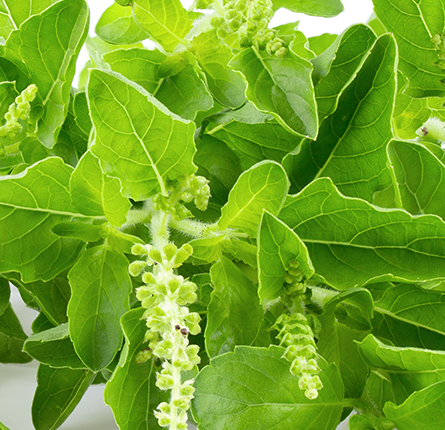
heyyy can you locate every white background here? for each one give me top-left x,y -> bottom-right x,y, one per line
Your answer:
1,0 -> 374,429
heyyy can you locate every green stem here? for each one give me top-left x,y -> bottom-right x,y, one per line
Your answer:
150,210 -> 171,250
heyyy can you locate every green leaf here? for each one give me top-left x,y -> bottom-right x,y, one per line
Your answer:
32,365 -> 95,430
348,415 -> 376,430
272,0 -> 344,17
192,345 -> 344,430
313,24 -> 376,121
279,177 -> 445,289
373,0 -> 445,98
23,323 -> 86,369
257,210 -> 314,302
104,307 -> 166,430
96,3 -> 149,45
358,334 -> 445,403
188,236 -> 224,265
206,103 -> 300,169
0,276 -> 10,315
384,380 -> 445,430
389,140 -> 445,218
308,34 -> 337,56
283,34 -> 396,203
20,274 -> 71,325
70,151 -> 131,226
0,158 -> 85,282
0,81 -> 18,120
361,370 -> 396,418
103,47 -> 166,93
230,46 -> 318,138
318,315 -> 369,399
0,303 -> 32,363
372,283 -> 445,338
0,0 -> 59,29
87,69 -> 197,201
218,161 -> 289,238
67,245 -> 132,371
52,221 -> 105,243
4,0 -> 89,147
155,63 -> 214,121
192,30 -> 247,108
132,0 -> 191,52
195,134 -> 243,206
206,256 -> 263,358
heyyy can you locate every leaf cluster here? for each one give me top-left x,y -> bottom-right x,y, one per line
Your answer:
1,0 -> 445,429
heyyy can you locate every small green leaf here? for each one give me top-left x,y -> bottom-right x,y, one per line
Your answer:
20,275 -> 71,325
52,221 -> 105,243
132,0 -> 191,52
87,69 -> 197,201
389,140 -> 445,218
32,364 -> 95,430
272,0 -> 344,17
4,0 -> 89,147
384,380 -> 445,430
358,334 -> 445,404
67,245 -> 132,371
230,47 -> 318,138
104,307 -> 166,430
348,415 -> 376,429
206,104 -> 300,169
192,30 -> 247,108
206,257 -> 263,358
70,151 -> 131,226
0,303 -> 32,363
258,210 -> 314,302
192,345 -> 344,430
23,323 -> 86,369
96,3 -> 149,45
373,0 -> 445,97
361,370 -> 396,418
280,177 -> 445,289
103,47 -> 166,93
218,161 -> 289,238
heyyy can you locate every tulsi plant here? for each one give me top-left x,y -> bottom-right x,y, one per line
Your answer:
2,0 -> 445,429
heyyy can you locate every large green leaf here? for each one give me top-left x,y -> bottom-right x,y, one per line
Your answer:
67,245 -> 132,371
361,370 -> 396,418
4,0 -> 89,147
32,364 -> 95,430
218,161 -> 289,238
205,103 -> 300,169
358,334 -> 445,403
372,283 -> 445,337
132,0 -> 191,52
206,256 -> 263,358
230,47 -> 318,138
23,323 -> 86,369
279,178 -> 445,289
283,34 -> 396,202
104,307 -> 166,430
313,24 -> 376,121
272,0 -> 344,17
257,210 -> 314,303
389,140 -> 445,218
87,69 -> 196,201
96,3 -> 149,45
192,345 -> 344,430
192,30 -> 246,108
384,380 -> 445,430
70,151 -> 130,226
0,303 -> 32,363
0,158 -> 86,282
0,277 -> 10,315
373,0 -> 445,98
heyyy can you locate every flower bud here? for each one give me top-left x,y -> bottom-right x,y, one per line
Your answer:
135,348 -> 152,364
163,243 -> 178,261
172,398 -> 189,410
142,271 -> 156,284
131,243 -> 147,255
156,373 -> 175,390
128,260 -> 147,277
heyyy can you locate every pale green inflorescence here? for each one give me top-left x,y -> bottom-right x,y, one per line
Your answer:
209,0 -> 288,57
274,312 -> 323,400
0,84 -> 38,139
129,173 -> 211,430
